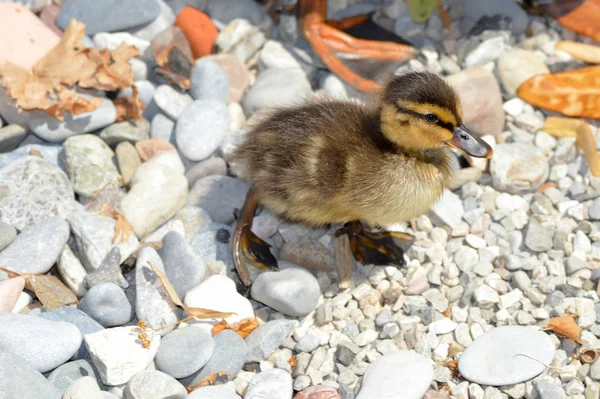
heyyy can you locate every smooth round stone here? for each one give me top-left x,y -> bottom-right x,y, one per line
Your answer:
245,319 -> 298,362
0,216 -> 69,274
56,0 -> 161,35
190,223 -> 234,270
0,157 -> 75,230
78,282 -> 133,327
251,263 -> 321,317
0,313 -> 82,373
458,325 -> 556,386
0,351 -> 61,399
185,157 -> 228,187
153,85 -> 193,120
0,124 -> 27,152
58,244 -> 88,297
155,326 -> 215,378
173,205 -> 212,239
242,68 -> 311,115
187,175 -> 250,224
0,143 -> 61,169
245,369 -> 292,399
28,96 -> 116,142
180,329 -> 248,386
158,231 -> 206,299
116,141 -> 142,186
0,276 -> 25,312
207,0 -> 269,28
190,60 -> 230,102
356,350 -> 433,399
0,221 -> 16,252
63,376 -> 104,399
151,113 -> 175,143
175,99 -> 230,162
48,359 -> 105,394
99,119 -> 151,146
39,306 -> 104,359
490,143 -> 549,195
124,370 -> 187,399
497,49 -> 550,96
127,0 -> 175,41
295,333 -> 321,353
186,385 -> 241,399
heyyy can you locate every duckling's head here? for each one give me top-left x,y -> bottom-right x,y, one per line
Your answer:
379,71 -> 492,159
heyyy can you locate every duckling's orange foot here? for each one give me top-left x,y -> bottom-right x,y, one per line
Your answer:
335,221 -> 415,267
232,187 -> 279,286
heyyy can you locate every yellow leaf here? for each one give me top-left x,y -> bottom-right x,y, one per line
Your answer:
211,318 -> 259,339
544,315 -> 586,344
0,268 -> 78,310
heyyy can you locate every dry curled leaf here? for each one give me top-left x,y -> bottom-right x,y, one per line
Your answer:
0,19 -> 139,121
151,26 -> 193,90
185,371 -> 232,393
555,41 -> 600,64
0,267 -> 78,310
211,318 -> 259,339
113,84 -> 145,122
147,261 -> 235,320
517,66 -> 600,120
542,116 -> 600,176
543,315 -> 587,344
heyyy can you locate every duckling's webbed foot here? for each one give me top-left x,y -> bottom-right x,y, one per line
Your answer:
233,187 -> 279,286
335,221 -> 415,267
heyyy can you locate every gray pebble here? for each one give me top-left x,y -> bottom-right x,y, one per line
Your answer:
590,197 -> 600,220
190,223 -> 235,270
0,313 -> 82,373
98,119 -> 151,146
534,379 -> 566,399
190,60 -> 230,102
375,309 -> 394,328
84,246 -> 129,289
185,157 -> 228,188
242,68 -> 311,116
124,370 -> 187,399
245,319 -> 298,362
78,282 -> 133,327
0,124 -> 27,152
0,351 -> 61,399
158,231 -> 206,298
186,385 -> 241,399
525,218 -> 554,252
0,221 -> 17,251
155,326 -> 215,379
153,85 -> 193,120
48,359 -> 105,394
151,113 -> 175,143
63,376 -> 104,399
187,175 -> 250,224
245,368 -> 293,399
295,333 -> 321,353
0,216 -> 69,274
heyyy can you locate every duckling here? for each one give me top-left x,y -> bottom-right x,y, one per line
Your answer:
231,70 -> 493,286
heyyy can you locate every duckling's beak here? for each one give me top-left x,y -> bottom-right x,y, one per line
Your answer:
447,125 -> 493,159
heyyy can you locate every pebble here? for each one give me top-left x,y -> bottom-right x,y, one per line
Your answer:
78,282 -> 133,327
0,124 -> 27,152
251,262 -> 321,317
498,49 -> 550,96
280,240 -> 334,274
242,68 -> 312,116
116,141 -> 142,186
458,326 -> 555,385
490,143 -> 549,194
58,244 -> 88,297
186,385 -> 242,399
0,276 -> 25,313
28,96 -> 117,142
63,134 -> 122,197
190,223 -> 234,271
0,221 -> 16,252
429,189 -> 465,229
67,211 -> 139,272
295,385 -> 341,399
83,246 -> 129,289
47,359 -> 105,394
356,350 -> 433,399
203,53 -> 251,103
215,18 -> 267,63
56,0 -> 161,35
0,350 -> 62,399
456,0 -> 528,34
151,113 -> 176,143
446,66 -> 505,138
185,157 -> 228,187
207,0 -> 269,28
429,318 -> 458,335
135,137 -> 177,161
158,231 -> 206,298
245,368 -> 293,399
184,275 -> 254,325
154,85 -> 194,121
187,175 -> 250,224
175,99 -> 231,162
190,60 -> 231,102
63,376 -> 104,399
155,326 -> 215,378
127,0 -> 175,41
245,319 -> 299,362
182,329 -> 248,387
93,32 -> 150,53
175,7 -> 218,59
0,313 -> 82,373
99,119 -> 150,146
0,216 -> 69,274
84,326 -> 160,386
0,157 -> 75,230
525,217 -> 554,252
124,370 -> 188,399
296,333 -> 322,353
120,151 -> 188,238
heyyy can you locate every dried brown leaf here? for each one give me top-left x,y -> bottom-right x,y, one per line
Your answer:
147,261 -> 235,320
185,372 -> 232,393
0,268 -> 78,310
555,41 -> 600,64
544,315 -> 587,344
114,211 -> 133,244
113,85 -> 145,122
211,317 -> 259,339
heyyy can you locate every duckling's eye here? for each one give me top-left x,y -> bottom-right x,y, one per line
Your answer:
424,113 -> 439,124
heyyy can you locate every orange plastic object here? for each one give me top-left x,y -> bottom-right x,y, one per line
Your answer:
517,66 -> 600,119
175,7 -> 217,59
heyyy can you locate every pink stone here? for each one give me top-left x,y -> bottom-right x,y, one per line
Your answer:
40,4 -> 64,37
0,3 -> 60,71
294,385 -> 341,399
0,277 -> 26,313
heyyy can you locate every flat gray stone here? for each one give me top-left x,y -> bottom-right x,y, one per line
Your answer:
245,319 -> 298,362
187,175 -> 250,224
0,157 -> 75,230
251,263 -> 321,317
242,68 -> 311,115
186,386 -> 241,399
185,157 -> 228,188
48,359 -> 106,394
0,313 -> 82,373
356,350 -> 433,399
0,350 -> 61,399
0,143 -> 61,169
245,369 -> 292,399
153,85 -> 193,120
150,113 -> 175,143
84,246 -> 128,289
458,325 -> 556,386
0,221 -> 17,251
124,370 -> 187,399
190,60 -> 230,102
0,124 -> 27,152
158,231 -> 206,299
99,119 -> 151,146
78,282 -> 133,327
63,376 -> 104,399
0,216 -> 69,274
155,327 -> 215,379
190,223 -> 234,271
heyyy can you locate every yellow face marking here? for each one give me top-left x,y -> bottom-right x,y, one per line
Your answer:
396,100 -> 458,126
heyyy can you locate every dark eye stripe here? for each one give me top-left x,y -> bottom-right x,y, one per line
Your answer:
394,104 -> 455,133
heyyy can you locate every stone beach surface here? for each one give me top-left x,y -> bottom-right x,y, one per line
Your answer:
0,0 -> 600,399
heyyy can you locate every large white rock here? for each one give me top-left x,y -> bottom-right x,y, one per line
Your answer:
458,325 -> 555,386
184,275 -> 254,325
356,350 -> 434,399
120,151 -> 187,239
84,326 -> 161,386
